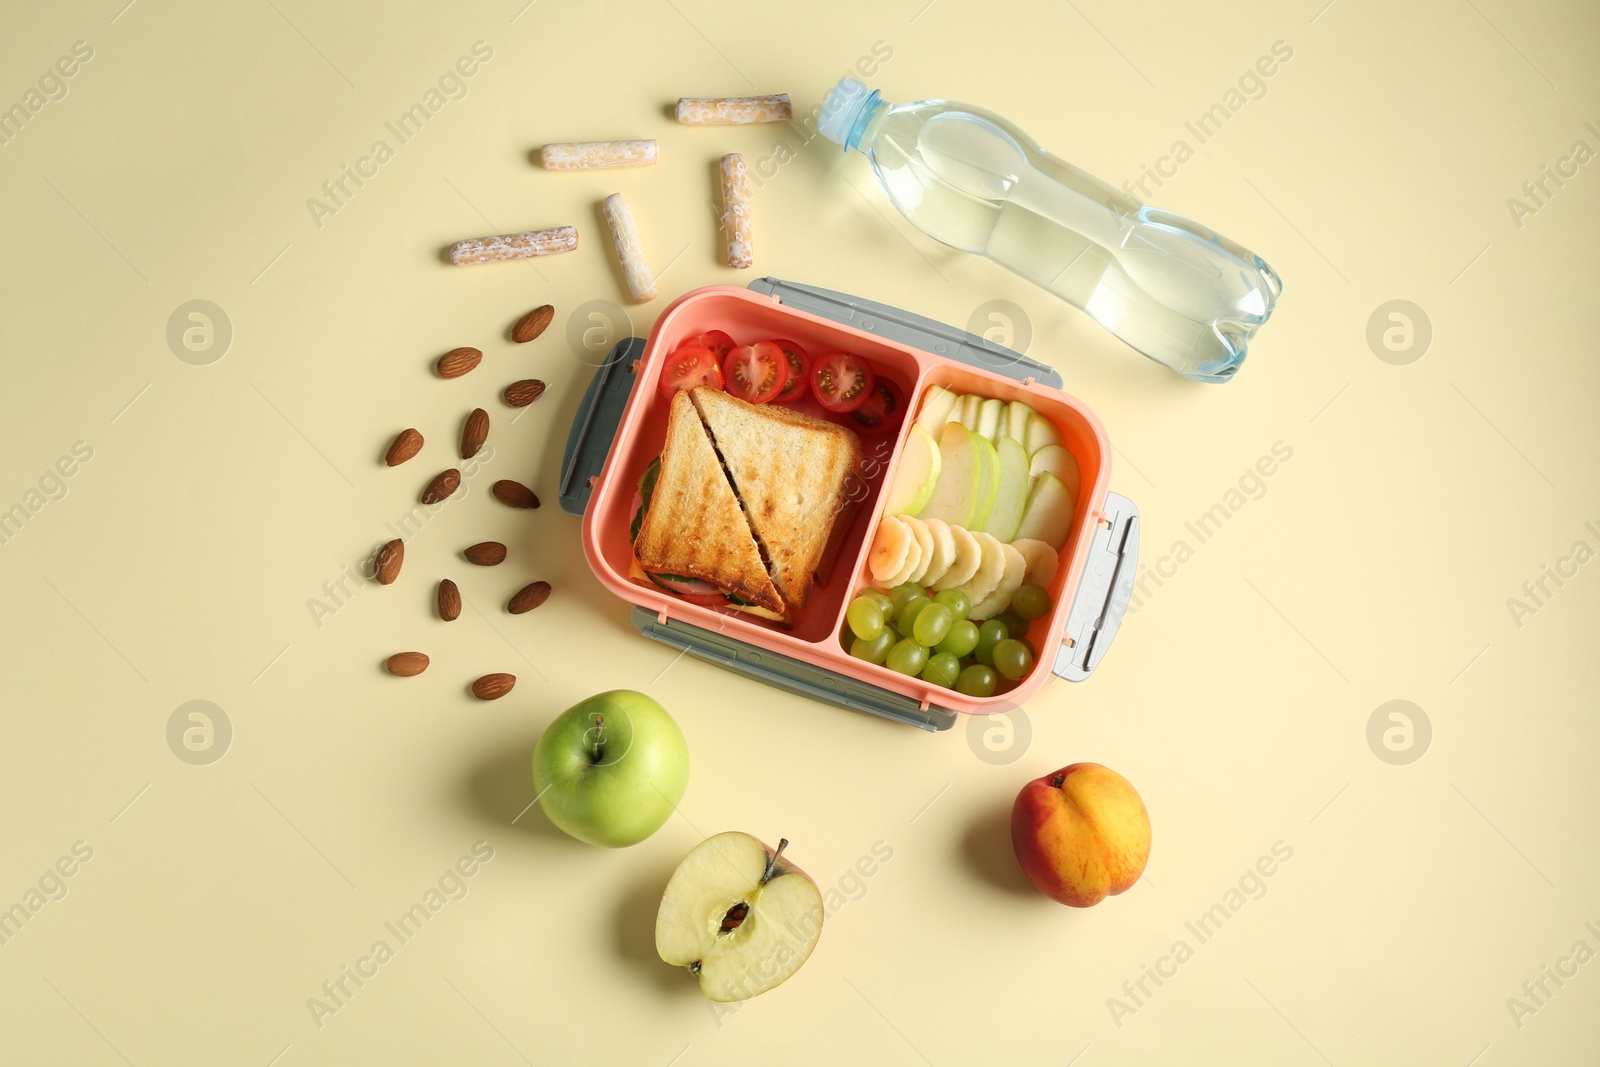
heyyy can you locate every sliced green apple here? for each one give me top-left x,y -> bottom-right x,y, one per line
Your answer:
913,386 -> 959,435
656,832 -> 824,1003
1013,471 -> 1076,551
978,435 -> 1030,543
883,424 -> 941,516
970,431 -> 1000,530
1006,401 -> 1037,445
957,394 -> 982,431
1024,413 -> 1062,455
976,398 -> 1004,442
921,423 -> 982,528
1028,445 -> 1081,503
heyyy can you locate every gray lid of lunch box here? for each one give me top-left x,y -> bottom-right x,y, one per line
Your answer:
559,277 -> 1138,731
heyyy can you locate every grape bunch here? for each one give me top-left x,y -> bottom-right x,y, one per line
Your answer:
841,582 -> 1052,696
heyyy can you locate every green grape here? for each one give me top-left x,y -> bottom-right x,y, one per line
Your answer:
995,610 -> 1030,639
993,638 -> 1036,681
850,630 -> 894,665
885,639 -> 929,676
974,619 -> 1008,666
861,588 -> 895,617
921,652 -> 962,688
846,597 -> 886,640
888,583 -> 928,612
935,619 -> 980,658
1012,583 -> 1049,621
911,603 -> 954,647
955,664 -> 997,697
933,588 -> 970,618
896,596 -> 931,635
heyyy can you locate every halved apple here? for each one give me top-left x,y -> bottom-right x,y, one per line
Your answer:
913,386 -> 959,435
883,424 -> 941,517
1014,472 -> 1076,551
1028,445 -> 1081,503
979,436 -> 1030,544
656,832 -> 824,1003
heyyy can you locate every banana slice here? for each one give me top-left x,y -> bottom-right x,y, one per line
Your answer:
954,531 -> 1007,606
868,517 -> 911,586
919,517 -> 957,589
971,542 -> 1028,620
1012,538 -> 1059,590
886,528 -> 925,587
931,524 -> 983,591
902,516 -> 936,585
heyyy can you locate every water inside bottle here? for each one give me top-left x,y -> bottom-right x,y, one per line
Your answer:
862,103 -> 1281,381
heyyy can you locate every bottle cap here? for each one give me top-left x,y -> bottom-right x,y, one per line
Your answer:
819,77 -> 873,148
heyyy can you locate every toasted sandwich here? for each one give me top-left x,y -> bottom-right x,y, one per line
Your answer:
690,386 -> 863,615
631,387 -> 864,622
633,391 -> 786,617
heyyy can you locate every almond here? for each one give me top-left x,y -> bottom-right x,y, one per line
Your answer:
460,408 -> 489,459
472,673 -> 515,700
421,468 -> 461,504
375,539 -> 404,584
436,347 -> 482,378
385,428 -> 424,466
492,479 -> 540,509
508,581 -> 551,614
502,379 -> 547,407
437,579 -> 461,621
386,651 -> 429,676
512,304 -> 554,343
464,541 -> 507,566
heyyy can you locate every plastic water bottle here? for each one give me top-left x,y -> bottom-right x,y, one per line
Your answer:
818,78 -> 1282,382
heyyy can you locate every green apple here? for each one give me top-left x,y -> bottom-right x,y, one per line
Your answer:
1028,445 -> 1081,503
1013,471 -> 1076,551
978,435 -> 1030,543
970,431 -> 1000,529
921,422 -> 981,527
1024,413 -> 1062,455
1006,400 -> 1037,444
531,690 -> 688,847
656,832 -> 824,1002
957,394 -> 982,431
883,424 -> 941,516
976,398 -> 1004,442
913,386 -> 959,434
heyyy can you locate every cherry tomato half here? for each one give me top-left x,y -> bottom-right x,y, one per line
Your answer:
767,339 -> 811,403
850,378 -> 906,432
684,330 -> 736,364
810,351 -> 876,413
656,343 -> 723,400
724,341 -> 789,404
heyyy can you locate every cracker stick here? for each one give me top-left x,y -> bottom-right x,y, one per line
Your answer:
539,140 -> 658,170
448,226 -> 577,266
720,153 -> 753,270
675,94 -> 792,125
601,193 -> 656,303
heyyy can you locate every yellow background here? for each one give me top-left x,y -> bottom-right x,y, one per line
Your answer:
2,0 -> 1597,1063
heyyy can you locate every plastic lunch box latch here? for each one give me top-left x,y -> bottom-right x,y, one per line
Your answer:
559,278 -> 1139,728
